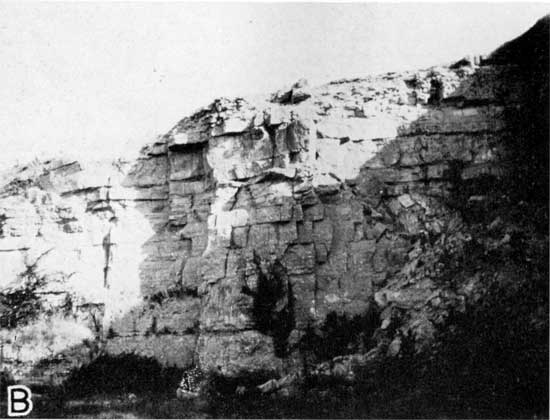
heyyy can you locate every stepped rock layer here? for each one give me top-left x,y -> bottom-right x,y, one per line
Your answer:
0,17 -> 548,385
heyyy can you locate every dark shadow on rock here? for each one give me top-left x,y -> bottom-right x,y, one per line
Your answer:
343,15 -> 549,419
243,253 -> 295,358
295,307 -> 381,373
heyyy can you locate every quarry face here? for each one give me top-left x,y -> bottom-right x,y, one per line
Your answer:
0,15 -> 548,418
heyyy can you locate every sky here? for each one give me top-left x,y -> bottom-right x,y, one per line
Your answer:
0,2 -> 548,167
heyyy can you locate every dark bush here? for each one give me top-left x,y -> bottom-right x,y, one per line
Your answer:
61,353 -> 183,398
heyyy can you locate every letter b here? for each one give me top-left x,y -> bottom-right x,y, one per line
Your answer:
7,385 -> 33,417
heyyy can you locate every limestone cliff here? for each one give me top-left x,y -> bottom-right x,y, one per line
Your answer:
0,17 -> 548,394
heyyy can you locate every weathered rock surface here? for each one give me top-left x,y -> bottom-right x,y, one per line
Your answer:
0,17 -> 547,391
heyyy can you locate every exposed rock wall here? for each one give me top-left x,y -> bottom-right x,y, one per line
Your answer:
0,18 -> 547,385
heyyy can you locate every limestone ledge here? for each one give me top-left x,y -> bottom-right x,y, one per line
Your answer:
0,58 -> 525,381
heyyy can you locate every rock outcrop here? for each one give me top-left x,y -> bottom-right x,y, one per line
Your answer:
0,16 -> 547,393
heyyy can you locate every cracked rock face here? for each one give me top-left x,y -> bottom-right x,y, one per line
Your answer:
0,18 -> 548,385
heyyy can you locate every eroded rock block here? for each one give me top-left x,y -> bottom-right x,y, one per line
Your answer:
199,277 -> 255,332
271,79 -> 311,105
348,240 -> 376,271
123,156 -> 169,188
316,116 -> 398,141
296,220 -> 313,244
289,273 -> 316,327
182,256 -> 203,291
109,304 -> 155,336
282,244 -> 316,275
312,219 -> 333,250
169,151 -> 206,181
200,248 -> 229,284
105,335 -> 196,369
154,297 -> 201,334
251,205 -> 291,224
231,226 -> 249,248
247,224 -> 281,257
278,222 -> 298,245
139,259 -> 182,297
302,204 -> 324,221
169,179 -> 208,197
197,331 -> 282,377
